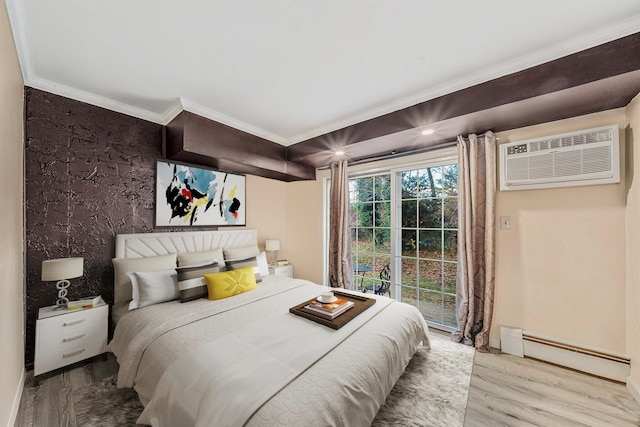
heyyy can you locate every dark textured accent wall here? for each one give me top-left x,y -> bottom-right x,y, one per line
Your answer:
24,87 -> 173,368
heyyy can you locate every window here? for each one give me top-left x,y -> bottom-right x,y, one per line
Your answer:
396,163 -> 458,328
349,174 -> 391,295
326,151 -> 458,330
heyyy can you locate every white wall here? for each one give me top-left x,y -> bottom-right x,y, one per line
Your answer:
231,175 -> 290,256
237,174 -> 326,282
286,178 -> 325,282
625,92 -> 640,397
494,109 -> 628,353
0,1 -> 24,425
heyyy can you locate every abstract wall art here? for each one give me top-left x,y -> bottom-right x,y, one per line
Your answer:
155,161 -> 246,227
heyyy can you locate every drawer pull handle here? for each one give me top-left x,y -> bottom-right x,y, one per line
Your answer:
63,319 -> 85,327
62,348 -> 85,359
63,334 -> 85,343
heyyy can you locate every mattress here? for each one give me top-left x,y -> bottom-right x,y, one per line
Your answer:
108,275 -> 429,426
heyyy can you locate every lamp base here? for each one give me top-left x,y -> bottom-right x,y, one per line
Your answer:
56,279 -> 70,308
268,251 -> 278,267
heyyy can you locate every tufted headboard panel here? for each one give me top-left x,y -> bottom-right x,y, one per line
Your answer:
113,229 -> 257,303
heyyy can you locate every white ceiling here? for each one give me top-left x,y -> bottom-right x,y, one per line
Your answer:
6,0 -> 640,146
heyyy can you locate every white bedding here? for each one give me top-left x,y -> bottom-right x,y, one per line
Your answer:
109,276 -> 430,426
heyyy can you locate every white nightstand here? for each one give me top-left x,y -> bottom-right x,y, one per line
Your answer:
269,264 -> 294,278
34,297 -> 108,377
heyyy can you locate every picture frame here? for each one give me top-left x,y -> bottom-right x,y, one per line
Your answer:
155,160 -> 246,227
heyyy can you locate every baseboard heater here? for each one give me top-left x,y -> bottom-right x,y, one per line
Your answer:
522,331 -> 630,382
501,327 -> 630,383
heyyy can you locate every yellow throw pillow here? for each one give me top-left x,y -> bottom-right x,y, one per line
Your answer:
205,266 -> 257,300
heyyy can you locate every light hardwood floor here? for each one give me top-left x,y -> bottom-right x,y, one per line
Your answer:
465,349 -> 640,426
15,348 -> 640,426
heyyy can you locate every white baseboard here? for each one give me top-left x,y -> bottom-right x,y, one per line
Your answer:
628,376 -> 640,405
523,339 -> 630,382
494,326 -> 631,383
7,368 -> 25,427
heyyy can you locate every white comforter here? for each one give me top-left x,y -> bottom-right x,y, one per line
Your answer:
109,276 -> 429,426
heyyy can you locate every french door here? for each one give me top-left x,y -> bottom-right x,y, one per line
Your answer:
394,163 -> 458,329
344,157 -> 458,329
349,174 -> 392,296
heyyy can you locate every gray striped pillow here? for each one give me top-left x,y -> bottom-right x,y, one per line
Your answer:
225,256 -> 262,283
177,260 -> 222,302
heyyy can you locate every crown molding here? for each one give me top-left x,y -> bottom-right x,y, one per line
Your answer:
5,0 -> 33,82
26,77 -> 166,124
159,98 -> 184,125
7,0 -> 640,147
285,15 -> 640,145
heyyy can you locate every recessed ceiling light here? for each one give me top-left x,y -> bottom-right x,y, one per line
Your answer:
335,150 -> 345,156
421,129 -> 434,135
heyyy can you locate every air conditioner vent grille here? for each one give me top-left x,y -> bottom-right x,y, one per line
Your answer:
499,125 -> 619,191
527,128 -> 612,153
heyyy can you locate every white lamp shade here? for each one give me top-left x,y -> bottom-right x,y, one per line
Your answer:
265,240 -> 280,251
41,257 -> 84,281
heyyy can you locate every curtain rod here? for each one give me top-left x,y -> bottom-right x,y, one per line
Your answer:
318,140 -> 458,170
318,130 -> 496,170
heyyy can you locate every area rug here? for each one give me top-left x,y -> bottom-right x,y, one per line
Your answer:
372,333 -> 475,427
73,375 -> 143,426
73,332 -> 475,426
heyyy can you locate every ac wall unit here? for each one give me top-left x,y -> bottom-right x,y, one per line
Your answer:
499,124 -> 620,191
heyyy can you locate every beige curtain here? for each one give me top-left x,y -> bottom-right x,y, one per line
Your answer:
453,132 -> 496,352
328,160 -> 352,288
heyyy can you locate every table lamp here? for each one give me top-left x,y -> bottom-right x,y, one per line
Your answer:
41,257 -> 84,308
265,240 -> 280,267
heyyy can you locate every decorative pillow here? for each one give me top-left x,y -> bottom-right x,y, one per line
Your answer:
256,251 -> 270,277
223,245 -> 259,261
177,260 -> 222,280
225,256 -> 261,282
205,266 -> 257,300
178,277 -> 208,303
127,269 -> 179,310
176,260 -> 222,302
112,254 -> 178,304
177,248 -> 225,267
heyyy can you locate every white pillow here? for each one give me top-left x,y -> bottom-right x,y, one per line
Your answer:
112,254 -> 177,304
127,269 -> 179,310
256,251 -> 270,277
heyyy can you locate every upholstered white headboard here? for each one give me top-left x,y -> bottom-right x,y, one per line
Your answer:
115,229 -> 257,259
113,230 -> 258,304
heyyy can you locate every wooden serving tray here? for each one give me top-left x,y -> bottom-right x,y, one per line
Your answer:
289,290 -> 376,330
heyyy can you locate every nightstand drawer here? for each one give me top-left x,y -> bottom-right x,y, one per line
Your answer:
269,264 -> 293,278
35,336 -> 106,376
37,305 -> 107,338
37,323 -> 104,350
35,303 -> 109,376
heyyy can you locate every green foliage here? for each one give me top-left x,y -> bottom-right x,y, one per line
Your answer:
347,165 -> 459,327
400,164 -> 458,254
350,175 -> 390,247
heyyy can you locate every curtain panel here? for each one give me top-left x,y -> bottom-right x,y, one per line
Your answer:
453,132 -> 497,352
328,160 -> 352,289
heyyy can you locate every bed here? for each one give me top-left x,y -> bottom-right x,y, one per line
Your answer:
108,229 -> 430,426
